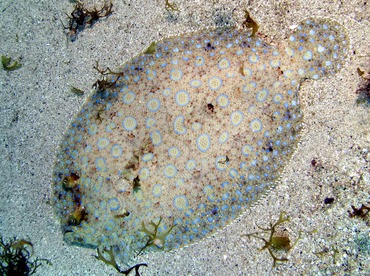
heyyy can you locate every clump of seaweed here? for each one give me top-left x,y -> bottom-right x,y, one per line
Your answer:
64,1 -> 113,41
58,173 -> 90,234
132,176 -> 141,193
349,203 -> 370,219
242,212 -> 314,267
143,42 -> 157,55
164,0 -> 180,22
356,63 -> 370,106
92,60 -> 123,93
95,247 -> 147,275
70,85 -> 85,96
0,236 -> 51,275
165,0 -> 179,12
313,246 -> 340,264
137,217 -> 175,256
242,10 -> 259,37
1,55 -> 22,71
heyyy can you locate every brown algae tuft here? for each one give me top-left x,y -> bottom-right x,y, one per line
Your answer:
64,1 -> 113,41
242,212 -> 316,267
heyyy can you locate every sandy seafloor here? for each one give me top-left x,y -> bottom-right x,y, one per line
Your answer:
0,0 -> 369,275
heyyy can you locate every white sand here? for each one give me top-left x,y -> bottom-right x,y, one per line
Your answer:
0,0 -> 369,275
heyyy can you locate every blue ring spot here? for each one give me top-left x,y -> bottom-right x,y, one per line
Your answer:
173,115 -> 187,134
285,47 -> 294,57
105,122 -> 116,133
170,68 -> 183,81
242,68 -> 252,77
216,94 -> 229,108
226,42 -> 233,48
317,44 -> 325,54
229,169 -> 238,178
204,185 -> 215,202
269,59 -> 280,68
218,131 -> 229,144
190,80 -> 202,88
70,150 -> 78,159
168,146 -> 181,158
242,144 -> 253,156
139,167 -> 150,180
218,58 -> 230,69
142,153 -> 154,162
111,144 -> 123,158
303,50 -> 313,60
175,90 -> 190,106
105,220 -> 116,231
215,156 -> 228,171
236,49 -> 244,55
208,76 -> 222,91
248,54 -> 259,63
194,56 -> 204,66
84,145 -> 92,153
123,91 -> 135,104
145,117 -> 156,128
298,68 -> 306,76
230,110 -> 244,127
97,138 -> 110,150
152,184 -> 163,197
186,159 -> 196,170
95,157 -> 106,171
108,198 -> 120,211
191,122 -> 202,131
150,130 -> 162,146
93,176 -> 103,192
256,88 -> 269,102
162,88 -> 171,97
146,69 -> 157,80
173,195 -> 189,211
81,156 -> 88,167
196,133 -> 211,152
147,98 -> 161,112
164,164 -> 178,178
88,124 -> 98,135
122,116 -> 137,131
273,93 -> 283,104
250,118 -> 262,133
243,81 -> 257,93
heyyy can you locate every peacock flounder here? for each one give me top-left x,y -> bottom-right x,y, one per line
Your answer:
52,18 -> 349,265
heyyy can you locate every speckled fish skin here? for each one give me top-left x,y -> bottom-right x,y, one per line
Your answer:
52,18 -> 348,264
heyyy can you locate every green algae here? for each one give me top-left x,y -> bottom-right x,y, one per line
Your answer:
1,55 -> 22,71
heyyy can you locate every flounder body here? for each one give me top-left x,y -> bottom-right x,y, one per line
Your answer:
52,18 -> 348,264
